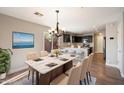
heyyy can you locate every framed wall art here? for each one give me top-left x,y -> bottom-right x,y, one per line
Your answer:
12,32 -> 34,49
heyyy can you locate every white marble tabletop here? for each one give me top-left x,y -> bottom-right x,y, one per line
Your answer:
25,54 -> 77,74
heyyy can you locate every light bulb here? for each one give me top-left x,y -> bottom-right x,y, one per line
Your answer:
55,30 -> 57,34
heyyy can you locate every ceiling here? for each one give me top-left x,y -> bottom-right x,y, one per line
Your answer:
0,7 -> 124,33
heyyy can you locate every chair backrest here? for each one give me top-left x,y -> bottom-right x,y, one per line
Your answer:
40,51 -> 48,57
80,57 -> 89,80
67,63 -> 82,85
88,53 -> 94,70
26,52 -> 39,60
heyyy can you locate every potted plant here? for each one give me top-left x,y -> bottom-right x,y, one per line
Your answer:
0,48 -> 13,79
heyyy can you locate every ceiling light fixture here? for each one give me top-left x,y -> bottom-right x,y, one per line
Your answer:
48,10 -> 65,38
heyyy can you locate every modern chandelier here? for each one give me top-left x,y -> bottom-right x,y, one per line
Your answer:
48,10 -> 65,37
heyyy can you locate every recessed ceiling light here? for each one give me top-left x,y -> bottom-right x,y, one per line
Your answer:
34,12 -> 43,16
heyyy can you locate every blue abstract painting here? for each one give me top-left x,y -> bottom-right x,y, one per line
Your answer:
12,32 -> 34,49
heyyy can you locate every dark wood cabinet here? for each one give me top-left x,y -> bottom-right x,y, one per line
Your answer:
82,35 -> 92,43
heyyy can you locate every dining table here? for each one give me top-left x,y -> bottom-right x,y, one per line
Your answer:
25,53 -> 78,85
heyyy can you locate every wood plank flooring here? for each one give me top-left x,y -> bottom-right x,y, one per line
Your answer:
91,53 -> 124,85
91,62 -> 124,84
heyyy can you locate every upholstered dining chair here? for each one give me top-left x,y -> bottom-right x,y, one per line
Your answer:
86,53 -> 94,83
64,61 -> 80,76
64,57 -> 89,85
40,50 -> 48,57
80,57 -> 89,85
50,63 -> 82,85
26,51 -> 39,84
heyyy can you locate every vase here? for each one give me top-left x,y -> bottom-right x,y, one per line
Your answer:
56,53 -> 58,57
0,73 -> 6,79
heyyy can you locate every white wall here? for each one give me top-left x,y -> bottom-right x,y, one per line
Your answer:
104,12 -> 124,78
106,22 -> 118,67
0,14 -> 49,74
122,13 -> 124,78
117,12 -> 124,77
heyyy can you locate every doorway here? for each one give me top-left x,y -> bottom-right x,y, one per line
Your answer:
94,32 -> 105,64
103,37 -> 106,61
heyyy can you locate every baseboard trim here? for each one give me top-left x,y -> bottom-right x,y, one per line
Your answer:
106,63 -> 124,78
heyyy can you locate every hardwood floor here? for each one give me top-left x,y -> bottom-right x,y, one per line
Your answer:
91,54 -> 124,85
93,53 -> 105,64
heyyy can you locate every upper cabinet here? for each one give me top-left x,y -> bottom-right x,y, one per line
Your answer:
63,34 -> 93,43
82,35 -> 93,43
63,34 -> 71,43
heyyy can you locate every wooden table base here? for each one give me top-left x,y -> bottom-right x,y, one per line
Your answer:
36,61 -> 73,85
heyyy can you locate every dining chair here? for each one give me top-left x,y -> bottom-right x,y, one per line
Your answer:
86,53 -> 94,82
40,50 -> 48,57
50,63 -> 82,85
63,60 -> 79,77
80,57 -> 89,85
26,51 -> 39,84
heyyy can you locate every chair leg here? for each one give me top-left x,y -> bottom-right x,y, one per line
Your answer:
88,71 -> 92,81
84,78 -> 87,85
32,71 -> 34,85
86,72 -> 89,85
80,80 -> 82,85
28,70 -> 30,80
